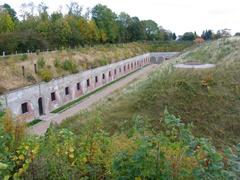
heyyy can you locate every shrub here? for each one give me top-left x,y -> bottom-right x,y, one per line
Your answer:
22,111 -> 240,179
99,58 -> 108,66
62,59 -> 78,73
54,58 -> 62,68
38,68 -> 53,82
36,49 -> 40,55
20,54 -> 28,61
26,74 -> 36,83
0,110 -> 39,179
0,31 -> 48,54
37,57 -> 46,69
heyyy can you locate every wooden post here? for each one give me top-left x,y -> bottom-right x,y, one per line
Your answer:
34,64 -> 37,74
22,66 -> 25,77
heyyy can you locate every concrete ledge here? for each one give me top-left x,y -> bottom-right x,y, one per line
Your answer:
174,64 -> 216,69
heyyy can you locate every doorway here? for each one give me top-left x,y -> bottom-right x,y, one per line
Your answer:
38,97 -> 44,116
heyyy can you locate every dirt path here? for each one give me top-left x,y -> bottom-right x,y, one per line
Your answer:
28,64 -> 158,136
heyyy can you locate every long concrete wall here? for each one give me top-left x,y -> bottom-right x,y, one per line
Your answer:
0,52 -> 179,122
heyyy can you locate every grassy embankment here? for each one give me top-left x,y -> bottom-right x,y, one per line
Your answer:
61,37 -> 240,148
0,41 -> 191,94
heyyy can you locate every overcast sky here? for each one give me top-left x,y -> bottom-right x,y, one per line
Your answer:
2,0 -> 240,35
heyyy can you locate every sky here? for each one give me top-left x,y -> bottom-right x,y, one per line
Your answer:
2,0 -> 240,36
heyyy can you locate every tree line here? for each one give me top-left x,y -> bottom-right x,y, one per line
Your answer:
179,29 -> 234,41
0,2 -> 177,55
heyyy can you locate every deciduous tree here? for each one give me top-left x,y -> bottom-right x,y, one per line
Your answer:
0,11 -> 15,33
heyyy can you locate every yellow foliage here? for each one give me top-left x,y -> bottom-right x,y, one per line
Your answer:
103,134 -> 137,174
201,74 -> 214,88
69,153 -> 74,159
2,109 -> 14,134
161,144 -> 197,178
2,109 -> 26,144
69,146 -> 74,153
135,177 -> 142,180
18,154 -> 25,161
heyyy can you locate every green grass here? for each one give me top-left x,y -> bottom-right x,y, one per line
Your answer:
51,65 -> 148,113
27,119 -> 42,127
0,111 -> 4,119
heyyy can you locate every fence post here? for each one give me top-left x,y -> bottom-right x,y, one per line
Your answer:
3,51 -> 5,56
22,66 -> 25,77
34,64 -> 37,74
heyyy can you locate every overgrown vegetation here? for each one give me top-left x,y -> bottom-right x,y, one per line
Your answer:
20,54 -> 28,61
0,41 -> 191,93
62,59 -> 78,73
0,109 -> 239,179
37,57 -> 46,69
61,38 -> 240,148
38,68 -> 53,82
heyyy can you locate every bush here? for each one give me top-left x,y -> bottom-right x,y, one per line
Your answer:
62,59 -> 78,73
0,110 -> 39,179
54,58 -> 62,68
26,74 -> 36,83
36,49 -> 40,55
0,31 -> 48,54
99,58 -> 108,66
38,68 -> 53,82
21,111 -> 240,179
20,54 -> 28,61
37,57 -> 45,69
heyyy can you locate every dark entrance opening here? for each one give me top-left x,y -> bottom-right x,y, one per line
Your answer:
38,98 -> 44,116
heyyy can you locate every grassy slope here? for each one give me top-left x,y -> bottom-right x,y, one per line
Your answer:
0,41 -> 190,94
60,37 -> 240,148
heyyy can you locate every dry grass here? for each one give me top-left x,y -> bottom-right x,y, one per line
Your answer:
0,43 -> 149,93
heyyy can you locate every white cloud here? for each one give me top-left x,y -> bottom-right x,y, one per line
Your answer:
2,0 -> 240,35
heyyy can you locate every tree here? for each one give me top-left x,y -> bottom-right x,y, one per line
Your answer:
142,20 -> 160,40
201,30 -> 213,40
117,12 -> 132,42
86,20 -> 100,45
0,11 -> 15,34
0,31 -> 48,54
182,32 -> 195,41
20,2 -> 35,20
127,17 -> 145,41
37,2 -> 48,20
216,29 -> 231,38
172,33 -> 177,40
48,16 -> 71,47
65,15 -> 82,47
92,4 -> 119,43
67,2 -> 82,17
3,3 -> 18,22
36,3 -> 49,39
158,27 -> 170,41
234,32 -> 240,36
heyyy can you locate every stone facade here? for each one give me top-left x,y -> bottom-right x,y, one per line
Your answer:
0,52 -> 178,122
